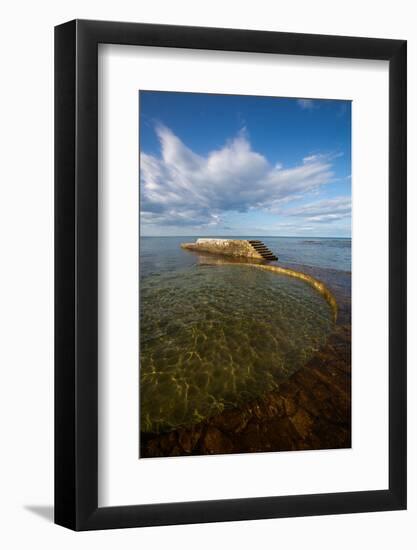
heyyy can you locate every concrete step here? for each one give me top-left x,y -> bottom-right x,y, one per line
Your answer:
248,240 -> 278,261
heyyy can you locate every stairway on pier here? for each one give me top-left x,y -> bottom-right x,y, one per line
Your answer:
248,240 -> 278,261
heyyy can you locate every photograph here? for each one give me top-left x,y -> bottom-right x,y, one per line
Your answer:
139,91 -> 352,458
0,0 -> 411,542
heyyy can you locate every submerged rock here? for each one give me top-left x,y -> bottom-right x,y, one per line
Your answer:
140,324 -> 351,458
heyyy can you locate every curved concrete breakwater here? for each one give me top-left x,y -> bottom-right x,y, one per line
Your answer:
181,239 -> 338,321
243,263 -> 338,322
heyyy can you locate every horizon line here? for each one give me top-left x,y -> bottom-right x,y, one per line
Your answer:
140,234 -> 352,239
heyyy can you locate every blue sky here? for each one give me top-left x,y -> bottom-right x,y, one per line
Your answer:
139,91 -> 351,237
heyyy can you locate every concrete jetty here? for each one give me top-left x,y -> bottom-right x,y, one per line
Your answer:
181,238 -> 278,261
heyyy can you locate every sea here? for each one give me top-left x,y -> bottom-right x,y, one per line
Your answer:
139,236 -> 351,433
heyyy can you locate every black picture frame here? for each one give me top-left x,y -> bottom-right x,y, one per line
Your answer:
55,19 -> 407,531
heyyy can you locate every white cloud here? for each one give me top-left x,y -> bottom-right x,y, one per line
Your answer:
140,125 -> 335,228
285,197 -> 351,223
297,99 -> 315,110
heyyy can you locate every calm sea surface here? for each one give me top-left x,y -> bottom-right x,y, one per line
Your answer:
140,237 -> 351,433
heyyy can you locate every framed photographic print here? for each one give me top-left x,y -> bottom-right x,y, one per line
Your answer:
55,20 -> 406,530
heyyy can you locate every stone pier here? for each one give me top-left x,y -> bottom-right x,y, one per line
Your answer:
181,238 -> 278,261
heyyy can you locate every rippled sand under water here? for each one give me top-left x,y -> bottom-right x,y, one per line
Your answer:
140,265 -> 334,433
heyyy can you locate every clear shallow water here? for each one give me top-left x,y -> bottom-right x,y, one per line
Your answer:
140,237 -> 349,434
